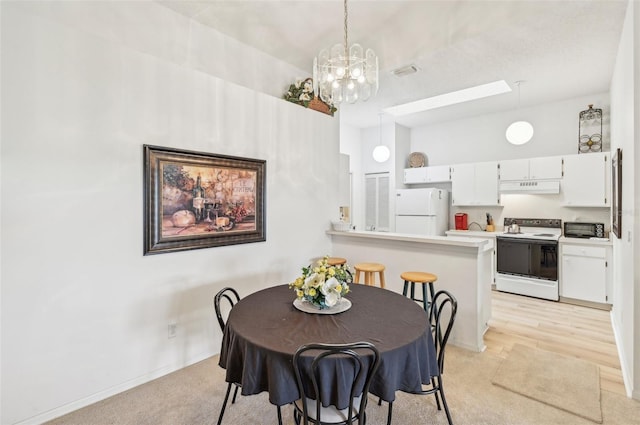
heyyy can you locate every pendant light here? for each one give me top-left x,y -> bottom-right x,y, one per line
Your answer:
372,113 -> 390,163
313,0 -> 379,105
506,81 -> 534,145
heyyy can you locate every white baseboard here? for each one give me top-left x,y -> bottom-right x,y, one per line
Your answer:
610,310 -> 634,398
15,351 -> 215,425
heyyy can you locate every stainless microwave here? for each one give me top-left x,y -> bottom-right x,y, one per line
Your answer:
564,222 -> 605,238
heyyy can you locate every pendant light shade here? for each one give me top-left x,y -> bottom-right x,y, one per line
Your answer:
506,81 -> 533,145
506,121 -> 534,145
313,0 -> 379,105
373,145 -> 390,163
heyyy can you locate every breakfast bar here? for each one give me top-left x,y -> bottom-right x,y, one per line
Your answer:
327,230 -> 493,352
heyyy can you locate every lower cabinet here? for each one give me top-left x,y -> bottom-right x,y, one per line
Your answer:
560,243 -> 610,304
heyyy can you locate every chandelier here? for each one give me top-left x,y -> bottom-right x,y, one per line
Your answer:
313,0 -> 379,105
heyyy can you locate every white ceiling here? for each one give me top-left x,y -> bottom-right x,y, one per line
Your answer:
158,0 -> 628,129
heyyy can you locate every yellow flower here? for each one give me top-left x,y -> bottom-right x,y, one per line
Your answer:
296,289 -> 304,298
294,277 -> 304,288
313,267 -> 320,273
335,284 -> 342,293
308,288 -> 317,297
328,268 -> 336,276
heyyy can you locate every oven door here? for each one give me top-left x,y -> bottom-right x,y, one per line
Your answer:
496,237 -> 558,281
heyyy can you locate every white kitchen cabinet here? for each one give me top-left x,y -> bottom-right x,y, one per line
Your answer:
403,165 -> 450,184
500,156 -> 563,181
451,161 -> 499,206
561,152 -> 610,207
560,243 -> 610,304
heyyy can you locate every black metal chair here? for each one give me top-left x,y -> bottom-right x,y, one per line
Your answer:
292,342 -> 380,425
381,290 -> 457,425
214,287 -> 241,425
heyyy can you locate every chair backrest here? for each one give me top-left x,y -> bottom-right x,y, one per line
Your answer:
430,290 -> 458,372
293,342 -> 380,425
214,287 -> 240,332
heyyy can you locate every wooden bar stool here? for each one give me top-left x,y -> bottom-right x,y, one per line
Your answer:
354,263 -> 386,288
326,257 -> 347,266
401,271 -> 437,312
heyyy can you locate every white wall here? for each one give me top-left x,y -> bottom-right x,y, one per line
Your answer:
610,0 -> 636,399
0,2 -> 340,424
410,93 -> 611,166
633,0 -> 640,401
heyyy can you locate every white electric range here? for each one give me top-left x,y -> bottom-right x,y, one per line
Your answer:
495,218 -> 562,301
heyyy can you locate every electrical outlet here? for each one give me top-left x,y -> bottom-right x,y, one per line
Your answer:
168,323 -> 177,339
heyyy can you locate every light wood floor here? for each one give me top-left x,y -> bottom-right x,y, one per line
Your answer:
485,290 -> 626,396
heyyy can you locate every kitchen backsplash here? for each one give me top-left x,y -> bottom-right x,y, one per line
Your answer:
449,192 -> 611,234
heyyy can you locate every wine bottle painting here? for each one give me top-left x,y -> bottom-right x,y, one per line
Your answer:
144,145 -> 265,255
161,163 -> 258,237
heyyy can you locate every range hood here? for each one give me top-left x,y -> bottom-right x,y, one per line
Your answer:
499,180 -> 560,194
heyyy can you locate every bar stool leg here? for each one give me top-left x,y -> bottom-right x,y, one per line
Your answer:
421,283 -> 429,312
403,280 -> 409,296
379,272 -> 385,288
355,270 -> 361,284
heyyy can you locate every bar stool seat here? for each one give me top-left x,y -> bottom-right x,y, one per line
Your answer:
354,263 -> 386,288
326,257 -> 347,266
401,271 -> 437,312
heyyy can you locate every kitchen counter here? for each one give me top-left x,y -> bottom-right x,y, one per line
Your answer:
445,229 -> 499,238
328,230 -> 492,352
559,236 -> 613,246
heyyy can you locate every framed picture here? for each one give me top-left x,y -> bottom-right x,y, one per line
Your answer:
611,148 -> 622,239
144,145 -> 266,255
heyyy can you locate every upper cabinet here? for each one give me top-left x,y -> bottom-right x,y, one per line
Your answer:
500,156 -> 563,181
561,152 -> 610,207
403,165 -> 450,184
451,161 -> 499,206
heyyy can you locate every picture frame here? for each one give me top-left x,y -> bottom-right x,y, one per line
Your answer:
143,145 -> 266,255
611,148 -> 622,239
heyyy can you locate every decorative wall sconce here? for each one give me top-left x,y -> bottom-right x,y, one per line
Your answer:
578,104 -> 602,153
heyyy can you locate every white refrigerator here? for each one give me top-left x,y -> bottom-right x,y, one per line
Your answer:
395,188 -> 450,236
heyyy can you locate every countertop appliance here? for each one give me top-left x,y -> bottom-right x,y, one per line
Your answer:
395,188 -> 449,236
564,222 -> 605,239
496,218 -> 562,301
455,213 -> 468,230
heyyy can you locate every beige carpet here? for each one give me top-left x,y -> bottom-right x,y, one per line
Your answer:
492,344 -> 602,423
45,346 -> 640,425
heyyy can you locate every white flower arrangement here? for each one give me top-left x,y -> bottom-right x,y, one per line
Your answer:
289,256 -> 351,309
283,78 -> 337,115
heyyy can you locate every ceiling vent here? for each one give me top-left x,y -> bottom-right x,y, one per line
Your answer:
392,64 -> 418,77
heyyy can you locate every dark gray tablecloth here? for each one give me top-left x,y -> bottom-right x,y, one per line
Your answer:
218,284 -> 438,408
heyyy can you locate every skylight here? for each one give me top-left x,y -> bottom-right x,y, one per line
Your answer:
384,80 -> 512,117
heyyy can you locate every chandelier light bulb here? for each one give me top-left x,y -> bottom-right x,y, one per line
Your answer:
347,81 -> 355,90
336,67 -> 345,77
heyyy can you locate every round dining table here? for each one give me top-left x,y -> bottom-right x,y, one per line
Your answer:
218,283 -> 438,408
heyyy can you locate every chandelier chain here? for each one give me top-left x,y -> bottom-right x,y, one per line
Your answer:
343,0 -> 349,67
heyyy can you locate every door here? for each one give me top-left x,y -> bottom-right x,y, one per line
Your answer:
395,216 -> 436,236
496,238 -> 530,276
365,173 -> 390,231
396,189 -> 435,216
